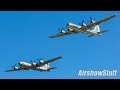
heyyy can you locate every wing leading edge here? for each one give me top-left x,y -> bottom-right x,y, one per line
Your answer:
43,56 -> 62,64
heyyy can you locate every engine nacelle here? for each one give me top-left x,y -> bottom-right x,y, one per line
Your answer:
90,20 -> 95,23
14,66 -> 19,70
32,62 -> 37,66
81,23 -> 86,26
60,30 -> 65,33
40,60 -> 44,63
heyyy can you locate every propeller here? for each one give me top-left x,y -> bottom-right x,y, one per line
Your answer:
81,20 -> 84,26
37,58 -> 40,61
37,58 -> 43,61
37,58 -> 44,64
58,28 -> 65,33
66,23 -> 69,28
58,28 -> 61,33
12,64 -> 17,69
58,28 -> 63,31
90,17 -> 93,23
30,60 -> 35,64
90,17 -> 92,20
89,17 -> 95,23
79,20 -> 87,26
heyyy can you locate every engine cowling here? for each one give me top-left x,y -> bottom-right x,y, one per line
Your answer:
90,17 -> 95,23
81,23 -> 86,26
60,30 -> 65,33
32,63 -> 36,66
40,60 -> 44,63
14,66 -> 19,70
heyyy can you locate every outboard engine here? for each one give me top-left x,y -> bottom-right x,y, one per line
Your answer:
40,60 -> 44,63
60,30 -> 65,33
81,20 -> 86,26
15,66 -> 18,69
81,23 -> 86,26
32,63 -> 36,66
37,58 -> 44,64
31,60 -> 37,66
90,17 -> 95,23
13,65 -> 19,70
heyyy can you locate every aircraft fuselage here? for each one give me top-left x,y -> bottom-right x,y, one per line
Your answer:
18,61 -> 50,71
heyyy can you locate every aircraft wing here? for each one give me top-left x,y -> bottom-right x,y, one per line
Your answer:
85,14 -> 117,29
43,56 -> 62,65
49,31 -> 73,38
5,69 -> 20,72
5,68 -> 29,72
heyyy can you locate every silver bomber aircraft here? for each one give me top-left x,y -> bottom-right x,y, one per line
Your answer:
49,14 -> 117,38
5,56 -> 62,72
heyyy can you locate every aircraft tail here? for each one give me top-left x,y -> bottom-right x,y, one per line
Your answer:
44,63 -> 50,69
88,30 -> 109,37
91,25 -> 100,33
46,63 -> 57,70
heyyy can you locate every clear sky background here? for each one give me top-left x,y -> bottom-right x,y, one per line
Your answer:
0,11 -> 120,79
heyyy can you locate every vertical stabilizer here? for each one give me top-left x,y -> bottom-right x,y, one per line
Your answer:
91,25 -> 100,33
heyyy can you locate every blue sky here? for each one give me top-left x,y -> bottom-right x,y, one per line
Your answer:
0,11 -> 120,79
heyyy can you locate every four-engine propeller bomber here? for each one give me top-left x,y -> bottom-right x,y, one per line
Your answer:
49,14 -> 117,38
5,56 -> 62,72
5,14 -> 117,73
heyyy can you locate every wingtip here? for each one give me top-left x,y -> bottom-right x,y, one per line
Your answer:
49,36 -> 52,38
58,56 -> 63,58
5,70 -> 9,72
113,14 -> 117,16
49,36 -> 55,38
56,56 -> 63,60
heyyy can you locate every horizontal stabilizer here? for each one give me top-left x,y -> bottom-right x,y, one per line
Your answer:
49,67 -> 57,70
100,30 -> 109,33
